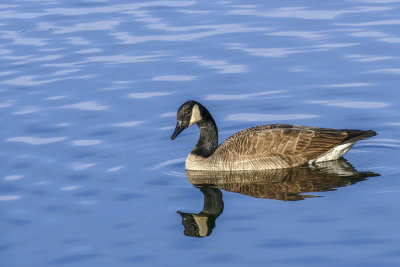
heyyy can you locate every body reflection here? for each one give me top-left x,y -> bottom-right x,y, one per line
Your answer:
178,159 -> 379,237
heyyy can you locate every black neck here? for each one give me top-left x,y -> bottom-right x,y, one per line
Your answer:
200,187 -> 224,216
191,112 -> 218,158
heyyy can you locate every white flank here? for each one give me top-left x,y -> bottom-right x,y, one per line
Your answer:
311,142 -> 355,163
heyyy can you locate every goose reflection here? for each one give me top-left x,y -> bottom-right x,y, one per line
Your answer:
177,159 -> 379,237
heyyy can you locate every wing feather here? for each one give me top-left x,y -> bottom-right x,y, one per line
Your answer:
216,124 -> 349,164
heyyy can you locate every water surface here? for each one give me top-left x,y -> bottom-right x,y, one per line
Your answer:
1,0 -> 400,266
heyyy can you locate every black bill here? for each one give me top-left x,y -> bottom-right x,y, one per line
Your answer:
171,121 -> 184,140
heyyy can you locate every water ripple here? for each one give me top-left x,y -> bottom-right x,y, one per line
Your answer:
179,56 -> 248,74
153,157 -> 186,169
0,195 -> 21,201
0,101 -> 13,108
66,37 -> 90,45
0,70 -> 16,76
71,140 -> 102,146
39,20 -> 120,34
2,75 -> 62,86
4,175 -> 23,181
369,68 -> 400,74
6,136 -> 67,145
205,91 -> 284,101
60,185 -> 80,191
267,31 -> 327,40
2,75 -> 91,86
320,83 -> 374,88
1,31 -> 48,46
13,106 -> 40,115
75,48 -> 102,54
107,166 -> 123,172
128,92 -> 172,99
346,54 -> 393,62
349,30 -> 388,38
354,0 -> 400,2
227,43 -> 356,58
379,37 -> 400,43
308,100 -> 390,108
52,69 -> 80,76
47,254 -> 100,265
72,162 -> 96,171
225,113 -> 319,122
152,75 -> 195,81
228,6 -> 392,20
161,112 -> 175,117
45,95 -> 67,100
112,121 -> 143,127
111,25 -> 268,44
177,9 -> 215,14
86,54 -> 165,64
58,101 -> 109,111
44,1 -> 196,16
336,19 -> 400,26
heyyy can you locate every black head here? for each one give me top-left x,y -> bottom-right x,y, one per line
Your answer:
177,211 -> 216,238
171,100 -> 204,140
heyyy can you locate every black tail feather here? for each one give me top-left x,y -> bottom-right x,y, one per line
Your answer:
342,129 -> 377,143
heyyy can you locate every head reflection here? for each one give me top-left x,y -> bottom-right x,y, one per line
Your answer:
178,159 -> 379,237
177,187 -> 223,238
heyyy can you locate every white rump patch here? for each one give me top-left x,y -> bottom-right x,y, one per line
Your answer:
311,142 -> 355,163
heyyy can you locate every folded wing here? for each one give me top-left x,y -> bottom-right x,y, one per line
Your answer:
213,124 -> 374,169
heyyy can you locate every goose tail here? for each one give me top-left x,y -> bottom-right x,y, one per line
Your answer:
342,129 -> 377,143
312,129 -> 376,163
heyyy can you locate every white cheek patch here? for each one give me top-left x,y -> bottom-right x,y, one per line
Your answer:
193,215 -> 209,237
189,104 -> 202,126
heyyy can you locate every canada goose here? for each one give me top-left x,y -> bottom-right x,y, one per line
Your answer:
171,100 -> 376,171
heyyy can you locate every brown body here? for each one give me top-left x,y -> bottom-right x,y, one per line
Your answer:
185,124 -> 375,171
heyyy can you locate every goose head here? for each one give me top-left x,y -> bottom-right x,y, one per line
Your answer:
171,100 -> 204,140
177,211 -> 213,238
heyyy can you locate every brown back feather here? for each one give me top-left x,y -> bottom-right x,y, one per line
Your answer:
216,124 -> 372,163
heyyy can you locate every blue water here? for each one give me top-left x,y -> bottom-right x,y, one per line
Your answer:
1,0 -> 400,266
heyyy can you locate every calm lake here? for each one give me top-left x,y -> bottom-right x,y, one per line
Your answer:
1,0 -> 400,266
